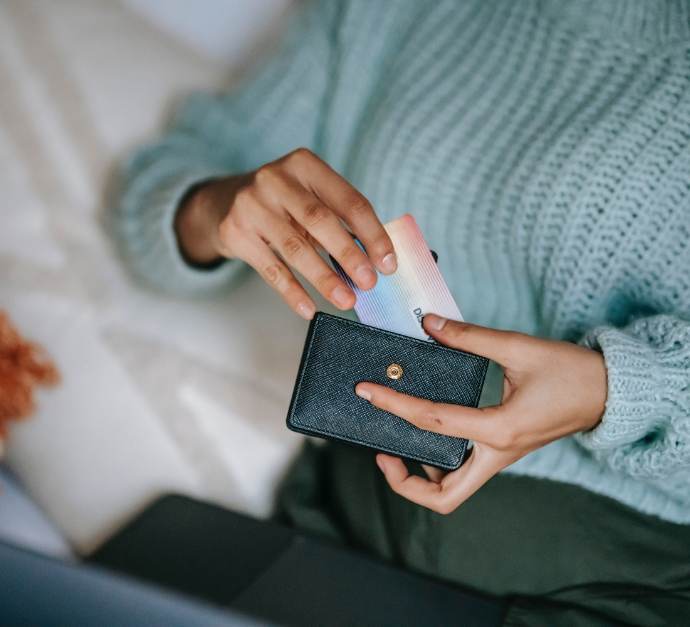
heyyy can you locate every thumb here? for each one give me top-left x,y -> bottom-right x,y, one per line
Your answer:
423,314 -> 519,366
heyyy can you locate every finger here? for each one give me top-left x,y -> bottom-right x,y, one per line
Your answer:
356,383 -> 495,442
239,239 -> 316,319
284,149 -> 397,275
376,454 -> 443,500
378,447 -> 503,514
261,213 -> 356,311
423,315 -> 523,365
421,464 -> 446,483
259,173 -> 379,291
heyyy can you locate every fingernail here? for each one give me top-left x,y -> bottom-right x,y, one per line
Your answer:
332,285 -> 353,308
356,386 -> 371,401
376,456 -> 386,473
296,302 -> 315,320
381,253 -> 398,274
355,264 -> 377,287
426,314 -> 447,331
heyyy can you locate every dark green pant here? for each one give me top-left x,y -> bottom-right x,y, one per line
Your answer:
277,442 -> 690,626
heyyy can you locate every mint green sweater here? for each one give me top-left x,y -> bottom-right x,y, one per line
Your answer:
112,0 -> 690,523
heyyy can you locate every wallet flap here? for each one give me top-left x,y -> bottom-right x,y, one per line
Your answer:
286,313 -> 488,470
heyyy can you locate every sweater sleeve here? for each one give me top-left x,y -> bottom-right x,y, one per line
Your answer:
575,314 -> 690,479
108,0 -> 343,297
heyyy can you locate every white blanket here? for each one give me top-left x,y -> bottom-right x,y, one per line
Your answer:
0,0 -> 309,554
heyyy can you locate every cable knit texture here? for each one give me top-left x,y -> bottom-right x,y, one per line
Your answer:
110,0 -> 690,522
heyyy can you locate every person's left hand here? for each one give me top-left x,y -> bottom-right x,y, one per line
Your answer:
354,314 -> 608,514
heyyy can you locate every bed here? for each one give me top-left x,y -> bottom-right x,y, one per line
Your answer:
0,0 -> 313,555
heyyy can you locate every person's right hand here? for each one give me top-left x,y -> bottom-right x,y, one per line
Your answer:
174,148 -> 397,319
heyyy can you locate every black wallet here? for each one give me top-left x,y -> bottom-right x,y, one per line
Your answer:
286,313 -> 489,470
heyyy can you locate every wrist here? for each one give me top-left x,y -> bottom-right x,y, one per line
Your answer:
174,178 -> 233,267
581,348 -> 608,432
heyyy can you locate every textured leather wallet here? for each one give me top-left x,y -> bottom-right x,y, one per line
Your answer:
286,313 -> 489,470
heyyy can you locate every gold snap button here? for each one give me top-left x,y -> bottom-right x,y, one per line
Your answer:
386,364 -> 403,380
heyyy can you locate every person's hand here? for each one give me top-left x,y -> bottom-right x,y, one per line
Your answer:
355,314 -> 608,514
174,148 -> 397,319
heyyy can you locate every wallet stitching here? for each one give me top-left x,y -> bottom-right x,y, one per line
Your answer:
289,419 -> 465,468
288,314 -> 321,430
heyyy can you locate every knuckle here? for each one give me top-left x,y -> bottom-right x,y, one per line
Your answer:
303,201 -> 330,228
225,205 -> 250,231
370,232 -> 392,252
287,147 -> 312,164
261,263 -> 284,287
253,164 -> 278,187
315,271 -> 337,292
282,234 -> 307,259
447,321 -> 473,341
342,243 -> 364,261
414,405 -> 443,431
233,186 -> 256,207
217,219 -> 236,251
444,322 -> 480,347
218,214 -> 248,256
435,497 -> 456,515
345,193 -> 373,218
425,486 -> 453,514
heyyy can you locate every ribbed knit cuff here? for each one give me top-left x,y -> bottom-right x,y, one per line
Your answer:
115,164 -> 248,297
574,316 -> 690,479
576,324 -> 665,451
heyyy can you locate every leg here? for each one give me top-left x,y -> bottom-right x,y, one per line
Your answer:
279,441 -> 690,625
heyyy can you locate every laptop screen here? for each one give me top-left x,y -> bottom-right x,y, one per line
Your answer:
0,539 -> 277,627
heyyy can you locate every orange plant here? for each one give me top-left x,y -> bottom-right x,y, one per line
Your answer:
0,310 -> 59,441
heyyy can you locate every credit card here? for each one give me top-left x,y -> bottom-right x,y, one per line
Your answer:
332,214 -> 463,341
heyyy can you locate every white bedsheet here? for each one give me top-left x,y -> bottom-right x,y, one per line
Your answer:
0,0 -> 315,554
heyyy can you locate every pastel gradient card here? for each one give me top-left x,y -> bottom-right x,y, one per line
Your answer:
332,214 -> 463,341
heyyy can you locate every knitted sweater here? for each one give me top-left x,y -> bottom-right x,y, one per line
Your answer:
111,0 -> 690,523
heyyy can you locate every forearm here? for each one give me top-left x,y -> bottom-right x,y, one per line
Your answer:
109,0 -> 346,296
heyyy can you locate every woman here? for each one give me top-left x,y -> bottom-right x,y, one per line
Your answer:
111,1 -> 690,623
